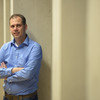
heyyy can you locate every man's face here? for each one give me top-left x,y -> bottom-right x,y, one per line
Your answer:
9,16 -> 27,39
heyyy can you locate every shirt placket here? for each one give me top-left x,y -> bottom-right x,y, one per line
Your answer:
15,47 -> 19,67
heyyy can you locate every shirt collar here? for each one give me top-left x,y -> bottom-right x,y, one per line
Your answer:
11,34 -> 29,47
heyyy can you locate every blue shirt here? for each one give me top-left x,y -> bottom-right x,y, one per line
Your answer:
0,35 -> 42,95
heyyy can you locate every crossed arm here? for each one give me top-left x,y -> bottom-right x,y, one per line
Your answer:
0,62 -> 24,80
0,62 -> 23,77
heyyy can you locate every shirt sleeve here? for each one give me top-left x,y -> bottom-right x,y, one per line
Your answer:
0,44 -> 6,63
0,44 -> 13,78
7,43 -> 42,82
0,68 -> 13,78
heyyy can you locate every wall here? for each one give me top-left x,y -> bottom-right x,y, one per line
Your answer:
0,0 -> 3,46
86,0 -> 100,100
52,0 -> 100,100
3,0 -> 11,42
0,0 -> 4,100
1,0 -> 100,100
62,0 -> 86,100
13,0 -> 52,100
52,0 -> 86,100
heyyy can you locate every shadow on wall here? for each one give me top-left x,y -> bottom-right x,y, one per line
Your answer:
0,80 -> 4,100
28,33 -> 51,100
38,60 -> 51,100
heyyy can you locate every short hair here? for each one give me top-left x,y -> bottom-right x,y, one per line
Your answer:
9,14 -> 26,25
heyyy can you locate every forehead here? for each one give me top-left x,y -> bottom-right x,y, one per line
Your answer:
10,17 -> 22,25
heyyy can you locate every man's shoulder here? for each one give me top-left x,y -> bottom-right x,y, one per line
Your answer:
1,41 -> 12,50
29,38 -> 41,47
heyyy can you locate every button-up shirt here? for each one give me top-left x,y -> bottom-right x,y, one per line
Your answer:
0,35 -> 42,95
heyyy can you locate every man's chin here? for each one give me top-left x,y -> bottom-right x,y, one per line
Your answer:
13,35 -> 20,39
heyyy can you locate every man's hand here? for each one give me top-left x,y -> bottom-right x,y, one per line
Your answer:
0,62 -> 7,68
0,62 -> 7,80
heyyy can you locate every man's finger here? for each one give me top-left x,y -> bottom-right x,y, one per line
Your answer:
1,62 -> 7,68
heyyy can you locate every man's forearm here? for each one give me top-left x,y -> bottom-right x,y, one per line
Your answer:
0,62 -> 24,79
12,67 -> 24,73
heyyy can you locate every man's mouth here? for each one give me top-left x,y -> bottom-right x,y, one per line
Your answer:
14,32 -> 19,35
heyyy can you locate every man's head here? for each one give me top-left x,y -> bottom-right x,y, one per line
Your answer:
9,14 -> 27,42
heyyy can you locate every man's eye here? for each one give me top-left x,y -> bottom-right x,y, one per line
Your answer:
10,25 -> 14,28
17,24 -> 21,27
10,24 -> 22,28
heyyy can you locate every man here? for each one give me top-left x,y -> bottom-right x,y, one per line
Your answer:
0,14 -> 42,100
